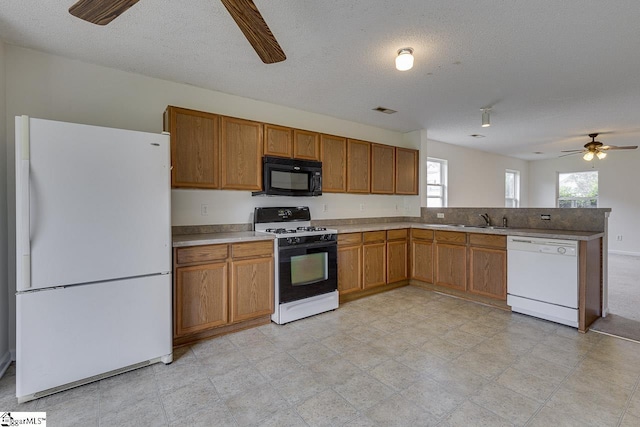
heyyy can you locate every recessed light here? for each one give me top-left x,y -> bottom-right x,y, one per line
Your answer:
372,106 -> 397,114
534,151 -> 543,154
470,134 -> 486,138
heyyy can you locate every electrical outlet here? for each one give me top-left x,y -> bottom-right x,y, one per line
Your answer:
617,235 -> 623,241
540,214 -> 551,220
437,213 -> 445,219
359,203 -> 365,211
395,204 -> 399,211
201,204 -> 209,216
323,204 -> 328,212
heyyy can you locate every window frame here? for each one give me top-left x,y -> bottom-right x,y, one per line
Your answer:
505,169 -> 520,208
426,157 -> 447,208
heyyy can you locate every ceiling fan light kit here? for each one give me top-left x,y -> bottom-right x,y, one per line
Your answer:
395,48 -> 414,71
69,0 -> 286,63
481,108 -> 491,127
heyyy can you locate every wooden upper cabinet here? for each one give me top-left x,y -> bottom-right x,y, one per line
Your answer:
293,129 -> 321,161
371,143 -> 395,194
347,139 -> 371,193
264,124 -> 292,158
220,116 -> 263,191
395,147 -> 419,195
320,134 -> 347,193
164,106 -> 220,189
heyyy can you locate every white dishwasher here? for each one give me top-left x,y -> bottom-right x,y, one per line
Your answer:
507,236 -> 579,327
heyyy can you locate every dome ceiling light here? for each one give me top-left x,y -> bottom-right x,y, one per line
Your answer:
395,48 -> 414,71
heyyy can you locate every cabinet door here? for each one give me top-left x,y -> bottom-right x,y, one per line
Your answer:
395,148 -> 419,195
174,263 -> 228,337
469,247 -> 507,299
264,124 -> 292,158
387,240 -> 408,283
221,116 -> 263,190
230,257 -> 274,323
363,243 -> 386,288
293,129 -> 321,161
371,144 -> 395,194
338,245 -> 363,295
435,243 -> 467,291
347,139 -> 371,193
411,240 -> 434,283
164,106 -> 220,189
320,135 -> 347,192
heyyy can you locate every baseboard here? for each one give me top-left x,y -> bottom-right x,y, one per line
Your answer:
608,250 -> 640,257
0,351 -> 12,378
11,349 -> 16,361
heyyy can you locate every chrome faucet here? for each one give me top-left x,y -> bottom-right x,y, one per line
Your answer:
479,213 -> 490,226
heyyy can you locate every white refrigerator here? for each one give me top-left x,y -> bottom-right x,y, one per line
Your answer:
15,116 -> 173,403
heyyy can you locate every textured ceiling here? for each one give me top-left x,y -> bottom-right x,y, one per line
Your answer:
1,1 -> 640,160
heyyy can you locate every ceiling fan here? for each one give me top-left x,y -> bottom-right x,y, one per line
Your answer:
68,0 -> 286,64
560,133 -> 638,161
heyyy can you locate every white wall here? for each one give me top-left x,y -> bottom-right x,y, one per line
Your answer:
0,41 -> 11,371
426,139 -> 530,208
3,45 -> 422,350
529,153 -> 640,255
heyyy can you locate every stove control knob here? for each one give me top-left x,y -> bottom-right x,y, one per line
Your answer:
287,237 -> 300,245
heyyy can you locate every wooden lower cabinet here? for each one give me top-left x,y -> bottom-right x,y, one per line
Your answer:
468,233 -> 507,300
363,243 -> 387,288
230,257 -> 274,322
435,243 -> 467,291
338,244 -> 363,295
434,231 -> 467,291
173,240 -> 274,346
387,229 -> 408,283
175,263 -> 228,336
410,229 -> 434,283
469,247 -> 506,299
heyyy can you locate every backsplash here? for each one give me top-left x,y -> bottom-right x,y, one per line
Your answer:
421,208 -> 611,232
173,209 -> 611,235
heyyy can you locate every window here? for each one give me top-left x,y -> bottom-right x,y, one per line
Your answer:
505,169 -> 520,207
558,171 -> 598,208
427,158 -> 447,207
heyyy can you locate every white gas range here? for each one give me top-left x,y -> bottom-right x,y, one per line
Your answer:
254,207 -> 339,324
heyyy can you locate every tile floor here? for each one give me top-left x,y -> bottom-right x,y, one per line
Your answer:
2,286 -> 640,426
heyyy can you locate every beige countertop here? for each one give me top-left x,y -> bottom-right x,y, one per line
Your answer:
173,222 -> 604,247
172,231 -> 274,247
331,222 -> 604,241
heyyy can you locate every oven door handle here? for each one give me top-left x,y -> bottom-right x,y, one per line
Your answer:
279,241 -> 337,251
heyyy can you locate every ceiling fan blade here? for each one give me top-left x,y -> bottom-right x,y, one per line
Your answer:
604,145 -> 638,150
220,0 -> 286,64
69,0 -> 140,25
559,152 -> 581,158
560,149 -> 583,153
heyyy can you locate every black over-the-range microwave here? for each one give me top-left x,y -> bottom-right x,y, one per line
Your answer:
252,156 -> 322,197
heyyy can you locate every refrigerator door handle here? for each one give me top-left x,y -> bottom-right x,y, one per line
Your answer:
19,115 -> 32,290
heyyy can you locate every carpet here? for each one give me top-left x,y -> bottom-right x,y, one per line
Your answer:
590,314 -> 640,343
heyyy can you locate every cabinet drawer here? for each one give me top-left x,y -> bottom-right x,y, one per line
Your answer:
363,231 -> 386,243
387,229 -> 408,241
435,230 -> 467,244
411,229 -> 434,241
232,241 -> 274,259
469,233 -> 507,249
338,232 -> 362,246
176,244 -> 228,265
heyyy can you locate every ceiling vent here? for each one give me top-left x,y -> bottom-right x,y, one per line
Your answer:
372,106 -> 397,114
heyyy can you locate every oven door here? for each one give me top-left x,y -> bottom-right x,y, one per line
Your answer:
278,241 -> 337,304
